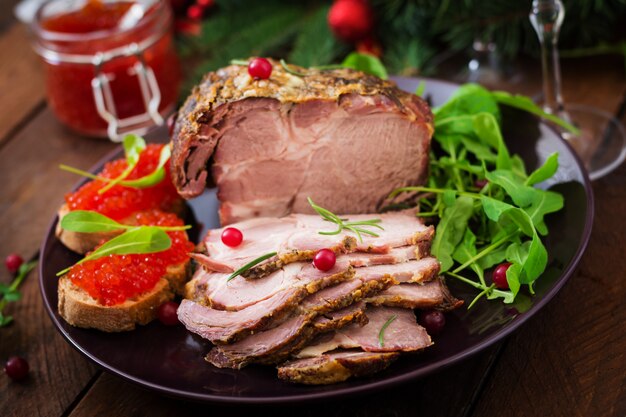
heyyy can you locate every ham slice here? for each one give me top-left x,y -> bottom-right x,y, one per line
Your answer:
296,307 -> 432,358
206,303 -> 369,369
195,211 -> 434,278
277,351 -> 400,385
187,248 -> 439,311
366,277 -> 463,310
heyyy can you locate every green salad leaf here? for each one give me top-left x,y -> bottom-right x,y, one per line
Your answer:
341,52 -> 388,79
391,83 -> 567,307
59,137 -> 171,190
56,227 -> 172,276
60,210 -> 190,234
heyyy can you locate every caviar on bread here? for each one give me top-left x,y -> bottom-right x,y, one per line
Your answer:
58,210 -> 193,332
56,143 -> 185,254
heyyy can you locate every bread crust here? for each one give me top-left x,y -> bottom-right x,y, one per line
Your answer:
58,261 -> 191,332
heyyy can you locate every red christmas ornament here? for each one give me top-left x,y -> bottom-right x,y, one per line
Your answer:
187,4 -> 204,21
328,0 -> 374,43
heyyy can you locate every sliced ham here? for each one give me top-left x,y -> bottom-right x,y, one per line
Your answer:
366,277 -> 463,310
177,288 -> 306,344
196,211 -> 434,278
187,248 -> 438,311
277,351 -> 400,385
296,307 -> 432,358
206,303 -> 368,369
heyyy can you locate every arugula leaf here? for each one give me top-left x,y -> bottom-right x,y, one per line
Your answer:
98,134 -> 147,193
452,229 -> 486,286
477,245 -> 509,270
434,84 -> 500,128
415,81 -> 426,97
491,91 -> 580,134
431,196 -> 474,272
123,134 -> 147,166
119,145 -> 171,189
480,197 -> 548,292
523,190 -> 564,235
341,52 -> 388,79
61,210 -> 128,233
59,140 -> 171,190
473,113 -> 511,170
485,170 -> 538,207
60,209 -> 190,233
459,137 -> 497,162
526,153 -> 559,186
56,227 -> 171,276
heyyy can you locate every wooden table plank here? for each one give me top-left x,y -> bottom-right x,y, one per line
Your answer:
0,108 -> 115,417
0,23 -> 46,144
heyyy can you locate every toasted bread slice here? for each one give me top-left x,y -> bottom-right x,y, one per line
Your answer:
55,200 -> 187,254
58,260 -> 191,332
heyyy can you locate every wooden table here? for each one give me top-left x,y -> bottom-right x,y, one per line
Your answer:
1,12 -> 625,417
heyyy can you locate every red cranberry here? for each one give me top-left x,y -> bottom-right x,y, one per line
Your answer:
418,310 -> 446,335
157,301 -> 180,326
313,249 -> 336,272
5,356 -> 29,381
493,262 -> 512,289
186,4 -> 204,20
5,253 -> 23,274
221,227 -> 243,247
248,58 -> 272,80
474,179 -> 488,189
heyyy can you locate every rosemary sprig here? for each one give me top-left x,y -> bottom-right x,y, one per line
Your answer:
230,59 -> 250,66
307,197 -> 383,243
280,59 -> 307,77
227,252 -> 277,282
378,314 -> 397,347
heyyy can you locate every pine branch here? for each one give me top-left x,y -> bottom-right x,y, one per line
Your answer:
288,5 -> 348,67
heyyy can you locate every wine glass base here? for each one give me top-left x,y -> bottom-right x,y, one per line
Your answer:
561,103 -> 626,181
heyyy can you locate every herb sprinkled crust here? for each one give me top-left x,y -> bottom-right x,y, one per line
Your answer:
172,60 -> 434,172
180,59 -> 431,122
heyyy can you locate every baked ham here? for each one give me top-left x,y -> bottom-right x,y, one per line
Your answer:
192,211 -> 434,278
295,307 -> 432,359
277,351 -> 400,385
171,60 -> 434,224
178,257 -> 439,345
186,251 -> 440,311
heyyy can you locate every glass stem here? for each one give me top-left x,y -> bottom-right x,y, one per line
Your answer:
530,0 -> 567,117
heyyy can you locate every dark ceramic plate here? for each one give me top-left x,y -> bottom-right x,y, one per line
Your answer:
39,78 -> 594,404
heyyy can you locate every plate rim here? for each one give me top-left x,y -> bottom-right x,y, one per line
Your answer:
38,76 -> 595,404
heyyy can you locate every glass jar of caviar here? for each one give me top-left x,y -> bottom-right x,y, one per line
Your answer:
31,0 -> 181,140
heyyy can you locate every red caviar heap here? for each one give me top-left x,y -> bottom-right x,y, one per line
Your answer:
66,144 -> 179,221
68,210 -> 194,306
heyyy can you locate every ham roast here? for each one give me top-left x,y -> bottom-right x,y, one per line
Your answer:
171,59 -> 434,225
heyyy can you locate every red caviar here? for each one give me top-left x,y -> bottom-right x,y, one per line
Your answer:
67,210 -> 194,306
65,144 -> 179,221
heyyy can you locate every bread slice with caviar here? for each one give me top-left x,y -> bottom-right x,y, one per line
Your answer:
55,201 -> 187,254
58,261 -> 191,332
56,142 -> 186,254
